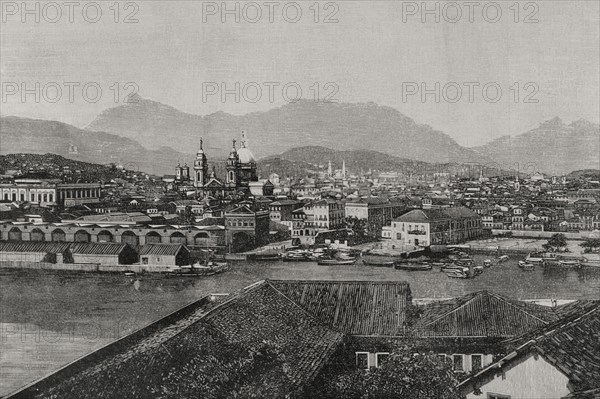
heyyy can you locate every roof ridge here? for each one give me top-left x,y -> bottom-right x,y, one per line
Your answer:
267,279 -> 409,285
487,291 -> 551,324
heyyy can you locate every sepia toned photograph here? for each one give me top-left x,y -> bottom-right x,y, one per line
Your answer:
0,1 -> 599,398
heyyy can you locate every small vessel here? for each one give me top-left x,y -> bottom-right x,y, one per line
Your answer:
558,260 -> 581,268
318,258 -> 357,266
394,263 -> 432,271
498,255 -> 510,263
518,261 -> 535,271
168,262 -> 228,277
247,252 -> 281,261
483,259 -> 492,268
124,271 -> 136,276
445,267 -> 470,279
362,258 -> 396,267
282,250 -> 313,262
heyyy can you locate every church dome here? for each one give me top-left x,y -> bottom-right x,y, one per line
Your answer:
237,147 -> 256,164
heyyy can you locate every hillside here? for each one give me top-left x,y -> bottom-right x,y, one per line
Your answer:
0,116 -> 188,176
472,118 -> 600,175
0,153 -> 142,182
86,97 -> 490,164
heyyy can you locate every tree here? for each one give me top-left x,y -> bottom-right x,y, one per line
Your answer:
543,233 -> 567,252
180,205 -> 195,225
306,349 -> 462,399
580,238 -> 600,253
345,216 -> 371,243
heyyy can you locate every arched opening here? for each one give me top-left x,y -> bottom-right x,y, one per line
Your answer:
8,227 -> 22,241
194,231 -> 210,246
51,229 -> 66,242
97,230 -> 114,243
170,231 -> 186,244
121,231 -> 139,246
30,228 -> 45,241
146,231 -> 162,244
74,230 -> 91,243
231,231 -> 253,253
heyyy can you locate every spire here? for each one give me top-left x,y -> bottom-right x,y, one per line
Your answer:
241,130 -> 247,148
342,160 -> 346,178
232,138 -> 237,150
199,137 -> 203,151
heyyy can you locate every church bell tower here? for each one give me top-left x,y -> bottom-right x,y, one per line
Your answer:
193,138 -> 208,188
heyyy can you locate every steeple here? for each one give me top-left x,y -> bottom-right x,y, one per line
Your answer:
327,160 -> 332,177
241,130 -> 247,148
342,160 -> 346,178
194,137 -> 208,188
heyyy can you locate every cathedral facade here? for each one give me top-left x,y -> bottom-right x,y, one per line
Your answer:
176,131 -> 259,199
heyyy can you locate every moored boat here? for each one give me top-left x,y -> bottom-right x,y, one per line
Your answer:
317,258 -> 357,266
362,258 -> 396,267
247,253 -> 281,261
483,259 -> 492,268
394,263 -> 432,271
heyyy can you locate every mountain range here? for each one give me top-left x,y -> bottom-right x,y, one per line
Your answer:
1,96 -> 598,175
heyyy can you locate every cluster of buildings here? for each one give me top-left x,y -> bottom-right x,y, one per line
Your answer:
8,279 -> 599,399
2,132 -> 599,260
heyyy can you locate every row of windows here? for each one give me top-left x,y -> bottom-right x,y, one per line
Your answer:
355,352 -> 389,370
3,192 -> 54,202
227,221 -> 254,227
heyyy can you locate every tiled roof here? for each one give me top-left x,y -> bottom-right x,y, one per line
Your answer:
460,302 -> 600,395
269,280 -> 412,336
69,242 -> 130,255
0,240 -> 71,253
395,207 -> 479,223
20,281 -> 343,399
414,291 -> 557,338
139,244 -> 187,256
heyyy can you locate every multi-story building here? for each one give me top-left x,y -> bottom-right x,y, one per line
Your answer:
303,198 -> 345,232
344,197 -> 406,238
390,207 -> 482,246
269,199 -> 302,231
0,179 -> 101,208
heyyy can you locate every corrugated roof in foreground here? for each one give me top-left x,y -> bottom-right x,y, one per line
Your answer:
18,280 -> 343,399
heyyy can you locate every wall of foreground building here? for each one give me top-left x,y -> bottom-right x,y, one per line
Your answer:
465,354 -> 570,399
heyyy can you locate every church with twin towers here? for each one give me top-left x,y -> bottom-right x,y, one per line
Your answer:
174,130 -> 273,198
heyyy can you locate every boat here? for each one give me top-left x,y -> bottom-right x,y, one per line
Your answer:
317,258 -> 356,266
498,255 -> 510,263
519,262 -> 535,271
483,259 -> 492,268
394,263 -> 432,271
124,271 -> 136,276
444,267 -> 470,279
558,260 -> 581,268
282,251 -> 313,262
247,252 -> 281,261
168,262 -> 229,277
362,258 -> 396,267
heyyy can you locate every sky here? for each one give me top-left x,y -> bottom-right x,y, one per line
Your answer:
1,0 -> 598,147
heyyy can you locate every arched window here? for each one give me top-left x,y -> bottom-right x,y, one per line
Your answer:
74,230 -> 91,243
30,228 -> 45,241
51,229 -> 66,242
97,230 -> 114,243
8,227 -> 22,241
145,231 -> 162,244
121,231 -> 139,246
170,231 -> 186,244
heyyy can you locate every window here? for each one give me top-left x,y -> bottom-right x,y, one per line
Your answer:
376,353 -> 389,368
356,352 -> 369,370
471,354 -> 483,371
452,354 -> 464,372
488,394 -> 511,399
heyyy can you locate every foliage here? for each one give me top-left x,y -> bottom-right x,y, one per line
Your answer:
179,205 -> 196,225
344,216 -> 372,243
306,349 -> 462,399
580,238 -> 600,253
543,233 -> 567,252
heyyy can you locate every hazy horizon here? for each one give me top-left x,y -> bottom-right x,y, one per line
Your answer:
1,1 -> 599,146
